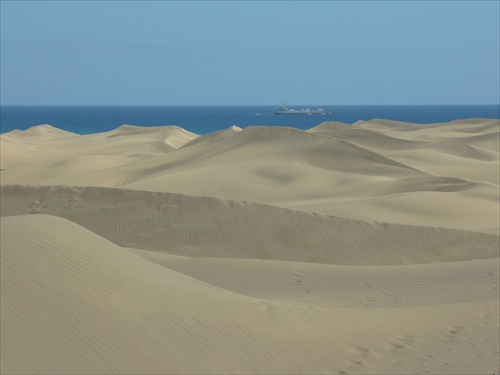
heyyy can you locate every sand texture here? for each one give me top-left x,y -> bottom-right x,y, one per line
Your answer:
1,119 -> 499,374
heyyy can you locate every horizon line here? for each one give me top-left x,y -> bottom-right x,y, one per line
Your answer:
2,103 -> 499,107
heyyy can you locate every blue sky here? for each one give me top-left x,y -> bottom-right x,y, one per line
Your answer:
1,1 -> 499,105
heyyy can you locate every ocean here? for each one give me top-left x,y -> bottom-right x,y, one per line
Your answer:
1,105 -> 499,135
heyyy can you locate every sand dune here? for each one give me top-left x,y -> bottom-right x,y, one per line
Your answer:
4,120 -> 497,232
1,119 -> 499,374
1,184 -> 498,264
0,124 -> 198,175
2,215 -> 498,374
2,122 -> 498,233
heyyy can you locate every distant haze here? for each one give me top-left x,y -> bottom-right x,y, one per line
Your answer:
1,1 -> 499,105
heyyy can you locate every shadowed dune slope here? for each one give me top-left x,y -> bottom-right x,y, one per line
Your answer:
1,185 -> 498,265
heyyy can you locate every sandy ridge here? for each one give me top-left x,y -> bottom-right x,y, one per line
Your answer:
1,184 -> 498,265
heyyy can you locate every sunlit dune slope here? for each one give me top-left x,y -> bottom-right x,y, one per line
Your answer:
2,214 -> 498,374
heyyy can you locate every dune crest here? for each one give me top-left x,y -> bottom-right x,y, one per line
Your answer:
3,123 -> 79,138
1,184 -> 498,264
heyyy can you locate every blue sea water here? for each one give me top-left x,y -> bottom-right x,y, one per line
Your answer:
1,105 -> 499,135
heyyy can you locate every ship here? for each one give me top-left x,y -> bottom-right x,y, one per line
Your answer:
272,103 -> 331,115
